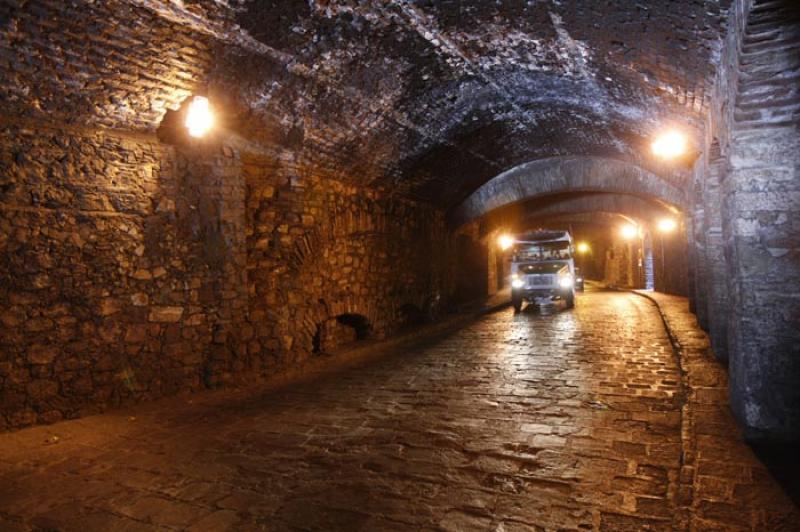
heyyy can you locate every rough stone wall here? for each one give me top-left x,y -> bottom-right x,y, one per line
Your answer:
0,121 -> 249,428
690,175 -> 711,329
691,0 -> 800,440
448,222 -> 489,306
604,240 -> 637,289
0,119 -> 453,430
0,1 -> 454,429
317,319 -> 358,354
698,143 -> 730,361
244,151 -> 452,365
724,0 -> 800,440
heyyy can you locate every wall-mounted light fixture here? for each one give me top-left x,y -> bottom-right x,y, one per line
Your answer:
576,242 -> 590,254
185,96 -> 214,138
651,130 -> 687,159
657,218 -> 678,233
620,224 -> 638,240
498,234 -> 515,250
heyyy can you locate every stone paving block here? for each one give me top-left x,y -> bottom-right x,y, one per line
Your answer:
0,290 -> 797,530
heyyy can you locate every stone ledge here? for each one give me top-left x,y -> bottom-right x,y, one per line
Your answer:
631,289 -> 800,529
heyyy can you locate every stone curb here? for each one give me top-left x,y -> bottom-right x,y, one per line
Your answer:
628,289 -> 695,532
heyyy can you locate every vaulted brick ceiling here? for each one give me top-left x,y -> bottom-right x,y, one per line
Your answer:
215,0 -> 729,208
10,0 -> 726,210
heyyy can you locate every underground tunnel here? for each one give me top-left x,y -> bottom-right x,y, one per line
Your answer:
0,0 -> 799,530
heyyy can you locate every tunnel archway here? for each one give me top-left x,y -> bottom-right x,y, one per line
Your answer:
519,193 -> 679,228
484,199 -> 686,295
470,187 -> 688,296
312,313 -> 372,355
450,157 -> 686,227
514,212 -> 652,290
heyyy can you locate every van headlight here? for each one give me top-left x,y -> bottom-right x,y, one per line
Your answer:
559,276 -> 573,288
511,274 -> 525,289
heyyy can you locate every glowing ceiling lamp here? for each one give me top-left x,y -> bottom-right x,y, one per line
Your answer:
651,130 -> 687,159
185,96 -> 213,138
657,218 -> 678,233
620,224 -> 638,240
498,234 -> 515,250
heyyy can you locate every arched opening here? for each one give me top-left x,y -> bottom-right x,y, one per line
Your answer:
448,158 -> 689,297
312,313 -> 371,355
477,192 -> 687,294
450,157 -> 686,227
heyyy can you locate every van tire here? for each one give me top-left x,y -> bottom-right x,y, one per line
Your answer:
512,291 -> 523,313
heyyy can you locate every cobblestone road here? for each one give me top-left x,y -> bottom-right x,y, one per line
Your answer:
0,290 -> 796,531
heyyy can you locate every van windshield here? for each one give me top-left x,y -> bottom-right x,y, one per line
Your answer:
513,241 -> 571,261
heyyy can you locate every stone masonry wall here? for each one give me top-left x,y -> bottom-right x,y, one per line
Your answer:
244,151 -> 452,368
691,0 -> 800,440
0,121 -> 249,428
604,240 -> 633,288
0,0 -> 456,430
652,225 -> 689,297
724,0 -> 800,440
0,119 -> 453,430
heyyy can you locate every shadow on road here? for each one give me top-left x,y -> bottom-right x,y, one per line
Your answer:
750,443 -> 800,506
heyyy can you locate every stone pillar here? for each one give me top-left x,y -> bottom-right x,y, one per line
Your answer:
685,216 -> 698,314
704,149 -> 730,362
692,175 -> 710,330
724,1 -> 800,441
175,145 -> 248,387
487,237 -> 499,296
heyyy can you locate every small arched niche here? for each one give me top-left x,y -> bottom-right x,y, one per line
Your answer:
312,313 -> 371,354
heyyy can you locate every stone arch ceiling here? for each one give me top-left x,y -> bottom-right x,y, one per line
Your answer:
85,1 -> 731,207
479,191 -> 673,230
520,193 -> 676,227
450,156 -> 685,225
523,211 -> 639,228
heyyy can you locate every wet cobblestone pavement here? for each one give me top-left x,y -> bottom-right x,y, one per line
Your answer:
1,289 -> 798,531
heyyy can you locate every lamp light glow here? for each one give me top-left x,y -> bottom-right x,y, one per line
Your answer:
652,130 -> 687,159
657,218 -> 678,233
576,242 -> 590,254
498,234 -> 515,250
620,224 -> 638,240
185,96 -> 213,138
